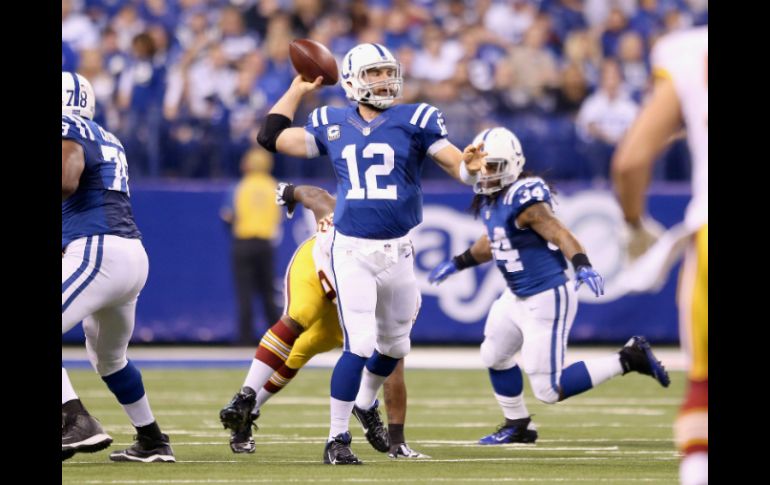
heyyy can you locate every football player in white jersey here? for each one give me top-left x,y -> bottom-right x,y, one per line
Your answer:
429,127 -> 670,444
62,72 -> 174,463
612,27 -> 708,485
218,183 -> 427,459
256,43 -> 486,464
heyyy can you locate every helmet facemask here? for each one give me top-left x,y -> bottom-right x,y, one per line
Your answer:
352,62 -> 403,109
474,158 -> 520,195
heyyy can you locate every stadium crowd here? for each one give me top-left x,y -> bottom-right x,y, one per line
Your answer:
62,0 -> 707,181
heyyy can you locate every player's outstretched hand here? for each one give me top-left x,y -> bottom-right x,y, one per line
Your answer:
428,260 -> 459,285
289,75 -> 324,95
275,182 -> 298,219
575,266 -> 604,297
462,142 -> 488,175
624,216 -> 665,262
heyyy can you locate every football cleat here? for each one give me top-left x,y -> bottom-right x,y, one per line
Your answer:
229,411 -> 259,454
478,417 -> 538,445
109,433 -> 175,463
388,442 -> 430,459
323,431 -> 362,465
62,413 -> 113,461
352,399 -> 390,452
619,336 -> 671,387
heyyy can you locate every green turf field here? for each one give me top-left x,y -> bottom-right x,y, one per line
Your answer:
63,367 -> 682,484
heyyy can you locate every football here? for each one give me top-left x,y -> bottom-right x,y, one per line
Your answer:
289,39 -> 339,86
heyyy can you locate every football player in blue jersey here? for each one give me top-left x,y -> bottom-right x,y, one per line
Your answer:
428,127 -> 671,445
257,43 -> 486,464
61,72 -> 174,463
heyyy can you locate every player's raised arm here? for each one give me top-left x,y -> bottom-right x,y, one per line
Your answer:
62,139 -> 85,201
432,142 -> 487,185
256,75 -> 323,158
428,234 -> 493,285
276,182 -> 336,223
611,76 -> 683,227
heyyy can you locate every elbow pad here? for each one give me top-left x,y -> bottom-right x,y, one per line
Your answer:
257,113 -> 292,152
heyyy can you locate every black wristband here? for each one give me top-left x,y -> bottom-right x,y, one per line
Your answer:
571,253 -> 591,270
282,183 -> 296,204
257,113 -> 292,152
453,248 -> 480,270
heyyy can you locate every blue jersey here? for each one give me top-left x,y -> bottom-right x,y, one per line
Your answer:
481,177 -> 568,297
305,103 -> 449,239
62,114 -> 141,249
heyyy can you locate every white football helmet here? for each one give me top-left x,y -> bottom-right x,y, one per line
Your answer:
341,43 -> 402,110
472,127 -> 526,195
62,71 -> 96,120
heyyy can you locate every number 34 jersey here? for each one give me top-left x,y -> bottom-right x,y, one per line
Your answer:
62,114 -> 141,250
304,103 -> 449,240
481,177 -> 567,297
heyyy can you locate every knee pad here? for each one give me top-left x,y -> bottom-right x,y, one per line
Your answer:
90,354 -> 128,377
480,338 -> 517,370
529,374 -> 560,404
376,333 -> 410,359
346,334 -> 376,358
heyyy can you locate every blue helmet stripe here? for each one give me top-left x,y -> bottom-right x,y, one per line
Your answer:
371,43 -> 386,58
70,72 -> 80,109
481,128 -> 493,142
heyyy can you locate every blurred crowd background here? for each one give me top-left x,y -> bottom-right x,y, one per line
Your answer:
62,0 -> 708,182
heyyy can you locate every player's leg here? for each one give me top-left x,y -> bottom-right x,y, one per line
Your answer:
79,237 -> 173,463
62,237 -> 114,460
220,238 -> 319,452
675,225 -> 708,485
255,303 -> 343,411
353,249 -> 418,453
62,236 -> 111,333
84,300 -> 174,463
477,290 -> 536,445
382,359 -> 429,459
324,233 -> 379,465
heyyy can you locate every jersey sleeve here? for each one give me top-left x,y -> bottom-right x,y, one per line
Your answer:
409,103 -> 450,157
303,107 -> 329,158
504,178 -> 554,220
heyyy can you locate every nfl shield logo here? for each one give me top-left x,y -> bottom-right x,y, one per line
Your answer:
362,126 -> 371,136
327,125 -> 341,141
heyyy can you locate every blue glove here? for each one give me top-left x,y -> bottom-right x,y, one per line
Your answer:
428,260 -> 459,285
575,266 -> 604,297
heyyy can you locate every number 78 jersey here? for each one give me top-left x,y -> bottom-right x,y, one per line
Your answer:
304,103 -> 449,239
62,114 -> 140,249
482,177 -> 568,297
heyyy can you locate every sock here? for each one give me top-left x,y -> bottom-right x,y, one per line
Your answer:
247,320 -> 299,390
389,423 -> 405,446
253,365 -> 299,413
122,395 -> 156,427
680,451 -> 708,485
489,366 -> 529,420
102,360 -> 146,404
559,356 -> 623,400
329,352 -> 367,439
329,397 -> 354,439
62,368 -> 78,404
494,393 -> 530,421
355,352 -> 399,409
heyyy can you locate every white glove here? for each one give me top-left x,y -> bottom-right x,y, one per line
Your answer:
275,182 -> 297,219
